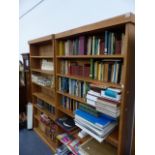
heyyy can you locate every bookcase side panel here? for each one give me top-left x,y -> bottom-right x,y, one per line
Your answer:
118,23 -> 135,155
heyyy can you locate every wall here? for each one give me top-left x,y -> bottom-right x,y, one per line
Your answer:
19,0 -> 134,60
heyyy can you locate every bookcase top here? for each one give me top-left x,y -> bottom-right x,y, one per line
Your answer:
55,12 -> 135,39
28,34 -> 54,44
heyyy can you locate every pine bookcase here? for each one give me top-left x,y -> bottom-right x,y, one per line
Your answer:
29,12 -> 135,155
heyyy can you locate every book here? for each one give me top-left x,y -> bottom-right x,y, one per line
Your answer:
75,109 -> 113,128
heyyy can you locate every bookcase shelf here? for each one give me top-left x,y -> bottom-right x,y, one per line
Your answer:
57,90 -> 86,104
33,104 -> 56,121
106,129 -> 119,147
32,81 -> 55,92
31,68 -> 54,75
31,56 -> 53,59
57,73 -> 123,89
33,92 -> 55,107
34,127 -> 57,152
56,54 -> 124,59
57,105 -> 74,118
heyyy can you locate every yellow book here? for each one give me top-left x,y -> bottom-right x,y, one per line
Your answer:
59,41 -> 64,56
98,63 -> 101,81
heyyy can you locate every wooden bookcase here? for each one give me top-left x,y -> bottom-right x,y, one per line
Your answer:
29,35 -> 59,152
29,13 -> 135,155
55,13 -> 135,155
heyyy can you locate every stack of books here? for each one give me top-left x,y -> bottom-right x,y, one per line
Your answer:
57,133 -> 80,155
55,144 -> 73,155
58,32 -> 125,56
75,108 -> 117,143
59,77 -> 90,98
32,74 -> 54,87
86,84 -> 121,118
41,59 -> 54,71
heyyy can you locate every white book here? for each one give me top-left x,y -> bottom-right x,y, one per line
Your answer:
86,94 -> 98,102
88,90 -> 101,97
75,119 -> 117,137
86,99 -> 96,107
96,102 -> 119,112
96,108 -> 120,118
97,99 -> 118,108
75,115 -> 104,131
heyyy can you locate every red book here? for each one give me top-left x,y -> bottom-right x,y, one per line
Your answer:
100,39 -> 105,55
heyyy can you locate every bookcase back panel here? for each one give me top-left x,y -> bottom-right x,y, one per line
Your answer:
30,42 -> 53,56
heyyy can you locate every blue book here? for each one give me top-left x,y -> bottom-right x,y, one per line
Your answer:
75,109 -> 114,128
105,89 -> 118,98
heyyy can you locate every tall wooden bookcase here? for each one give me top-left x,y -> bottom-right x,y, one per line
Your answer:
55,13 -> 135,155
29,35 -> 59,152
29,13 -> 135,155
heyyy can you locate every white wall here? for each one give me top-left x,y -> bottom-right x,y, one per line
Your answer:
19,0 -> 134,59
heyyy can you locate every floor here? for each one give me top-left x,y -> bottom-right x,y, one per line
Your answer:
19,129 -> 54,155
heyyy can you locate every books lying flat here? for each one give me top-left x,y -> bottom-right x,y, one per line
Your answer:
75,117 -> 117,137
79,138 -> 117,155
75,109 -> 113,129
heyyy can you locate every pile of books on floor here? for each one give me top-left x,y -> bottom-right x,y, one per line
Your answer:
57,133 -> 80,155
86,83 -> 121,118
74,103 -> 117,143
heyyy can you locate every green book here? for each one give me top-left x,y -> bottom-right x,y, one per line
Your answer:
89,59 -> 94,79
79,103 -> 99,117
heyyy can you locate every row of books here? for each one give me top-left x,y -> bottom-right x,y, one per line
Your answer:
37,98 -> 55,115
58,31 -> 125,56
90,59 -> 122,83
32,74 -> 54,87
39,113 -> 57,142
57,133 -> 80,155
60,60 -> 90,78
75,107 -> 117,143
60,96 -> 80,112
86,84 -> 121,118
60,59 -> 122,84
59,77 -> 90,98
41,59 -> 54,71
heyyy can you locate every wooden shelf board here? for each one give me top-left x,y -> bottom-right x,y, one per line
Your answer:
57,90 -> 86,104
31,68 -> 54,75
33,92 -> 55,107
31,56 -> 53,59
106,129 -> 118,147
33,104 -> 56,121
57,74 -> 122,89
29,35 -> 53,44
56,55 -> 124,59
57,105 -> 74,118
32,81 -> 55,92
55,13 -> 134,39
33,127 -> 57,152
